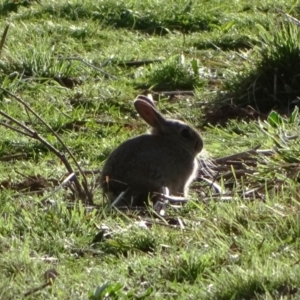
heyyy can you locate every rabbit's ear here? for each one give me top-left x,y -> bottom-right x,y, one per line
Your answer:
135,95 -> 155,108
134,99 -> 164,128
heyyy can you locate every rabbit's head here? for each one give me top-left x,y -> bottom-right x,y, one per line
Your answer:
134,95 -> 203,157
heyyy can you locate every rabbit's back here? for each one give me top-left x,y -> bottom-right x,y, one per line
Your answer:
100,134 -> 198,206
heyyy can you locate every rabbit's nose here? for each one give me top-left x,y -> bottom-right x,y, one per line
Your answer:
195,140 -> 203,153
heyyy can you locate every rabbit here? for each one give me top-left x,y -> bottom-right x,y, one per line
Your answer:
100,95 -> 203,207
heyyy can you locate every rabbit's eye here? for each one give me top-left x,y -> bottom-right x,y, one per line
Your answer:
181,128 -> 191,138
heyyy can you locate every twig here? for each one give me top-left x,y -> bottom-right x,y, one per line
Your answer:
0,88 -> 93,203
160,194 -> 188,203
110,190 -> 128,208
0,153 -> 27,161
64,168 -> 101,176
40,173 -> 75,202
117,59 -> 163,67
213,146 -> 274,164
60,56 -> 118,80
4,89 -> 91,197
276,8 -> 300,26
24,282 -> 51,297
0,120 -> 33,138
200,176 -> 224,194
59,119 -> 132,130
24,269 -> 59,298
152,90 -> 194,96
0,24 -> 9,57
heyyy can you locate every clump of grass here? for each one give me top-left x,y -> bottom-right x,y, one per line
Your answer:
162,251 -> 214,284
212,265 -> 300,300
0,41 -> 80,79
94,226 -> 158,256
194,33 -> 255,51
222,21 -> 300,113
136,55 -> 206,90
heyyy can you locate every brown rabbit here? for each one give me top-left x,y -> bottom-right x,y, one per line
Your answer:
100,95 -> 203,207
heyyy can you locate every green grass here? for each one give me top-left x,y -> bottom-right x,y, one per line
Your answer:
0,0 -> 300,299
